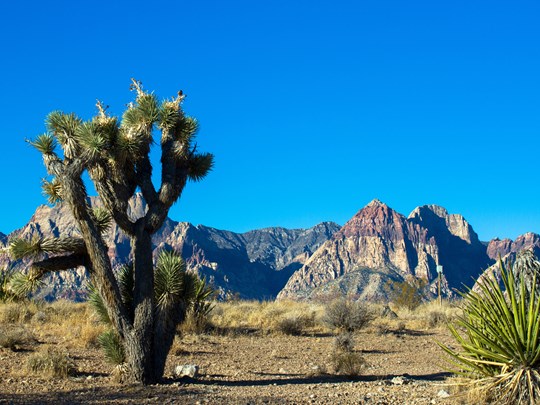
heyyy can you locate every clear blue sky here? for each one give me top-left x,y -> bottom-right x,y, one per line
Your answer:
1,0 -> 539,241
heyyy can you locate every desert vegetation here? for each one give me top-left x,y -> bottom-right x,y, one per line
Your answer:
4,80 -> 214,384
0,293 -> 462,403
440,250 -> 540,405
3,250 -> 540,403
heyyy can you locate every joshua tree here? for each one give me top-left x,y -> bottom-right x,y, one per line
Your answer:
7,79 -> 213,384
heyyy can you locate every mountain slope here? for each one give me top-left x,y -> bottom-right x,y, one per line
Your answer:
1,196 -> 339,300
278,200 -> 492,301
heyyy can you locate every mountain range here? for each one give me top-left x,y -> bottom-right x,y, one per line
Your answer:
1,196 -> 538,301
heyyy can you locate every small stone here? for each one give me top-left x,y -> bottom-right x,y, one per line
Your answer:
279,368 -> 287,374
174,364 -> 199,378
437,389 -> 450,398
391,376 -> 408,385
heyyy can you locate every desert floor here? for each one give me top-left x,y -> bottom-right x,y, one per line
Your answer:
0,301 -> 464,404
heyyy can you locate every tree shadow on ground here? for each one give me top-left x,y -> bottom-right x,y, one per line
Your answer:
0,372 -> 453,404
194,370 -> 453,386
0,385 -> 202,405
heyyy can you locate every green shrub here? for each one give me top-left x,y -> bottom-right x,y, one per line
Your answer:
323,299 -> 373,332
98,330 -> 125,365
440,252 -> 540,405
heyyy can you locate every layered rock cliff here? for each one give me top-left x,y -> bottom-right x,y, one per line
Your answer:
278,200 -> 492,301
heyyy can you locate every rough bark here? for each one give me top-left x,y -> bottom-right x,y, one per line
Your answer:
126,220 -> 156,383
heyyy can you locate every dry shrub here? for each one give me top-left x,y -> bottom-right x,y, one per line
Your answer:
392,299 -> 461,330
26,347 -> 75,378
209,301 -> 260,329
0,327 -> 34,350
275,316 -> 307,336
31,311 -> 48,324
46,300 -> 86,323
334,332 -> 355,352
333,351 -> 365,377
375,321 -> 392,336
427,310 -> 448,328
170,335 -> 189,356
179,310 -> 212,335
323,299 -> 373,332
389,279 -> 426,310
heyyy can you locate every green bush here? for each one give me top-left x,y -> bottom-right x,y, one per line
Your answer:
440,252 -> 540,405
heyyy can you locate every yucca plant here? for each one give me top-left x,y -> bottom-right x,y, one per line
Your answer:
440,250 -> 540,404
5,79 -> 213,384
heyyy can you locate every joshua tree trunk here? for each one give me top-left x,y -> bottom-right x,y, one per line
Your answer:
128,222 -> 155,383
10,80 -> 213,384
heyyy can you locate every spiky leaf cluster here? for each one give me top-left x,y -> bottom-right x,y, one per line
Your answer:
0,267 -> 26,302
87,249 -> 213,364
98,330 -> 125,365
8,236 -> 85,261
440,252 -> 540,405
41,178 -> 63,204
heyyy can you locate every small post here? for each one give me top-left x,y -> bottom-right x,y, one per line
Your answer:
436,265 -> 443,306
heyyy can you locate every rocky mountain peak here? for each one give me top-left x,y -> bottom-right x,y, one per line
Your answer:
279,200 -> 493,301
336,200 -> 406,240
408,204 -> 448,220
366,198 -> 385,207
408,204 -> 478,245
487,232 -> 540,260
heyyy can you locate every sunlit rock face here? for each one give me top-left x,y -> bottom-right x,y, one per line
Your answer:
278,200 -> 492,301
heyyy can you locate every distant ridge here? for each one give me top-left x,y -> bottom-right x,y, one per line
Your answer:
1,197 -> 539,302
278,200 -> 538,301
0,195 -> 339,301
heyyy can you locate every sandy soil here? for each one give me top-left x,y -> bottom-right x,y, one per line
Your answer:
0,323 -> 462,405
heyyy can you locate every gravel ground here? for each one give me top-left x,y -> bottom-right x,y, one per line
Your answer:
0,324 -> 463,404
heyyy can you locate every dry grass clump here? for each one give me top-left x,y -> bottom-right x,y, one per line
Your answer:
25,346 -> 76,378
0,302 -> 36,324
179,310 -> 212,335
79,321 -> 107,348
333,351 -> 365,377
393,299 -> 461,330
0,300 -> 104,349
210,300 -> 325,334
45,300 -> 86,324
0,327 -> 34,350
